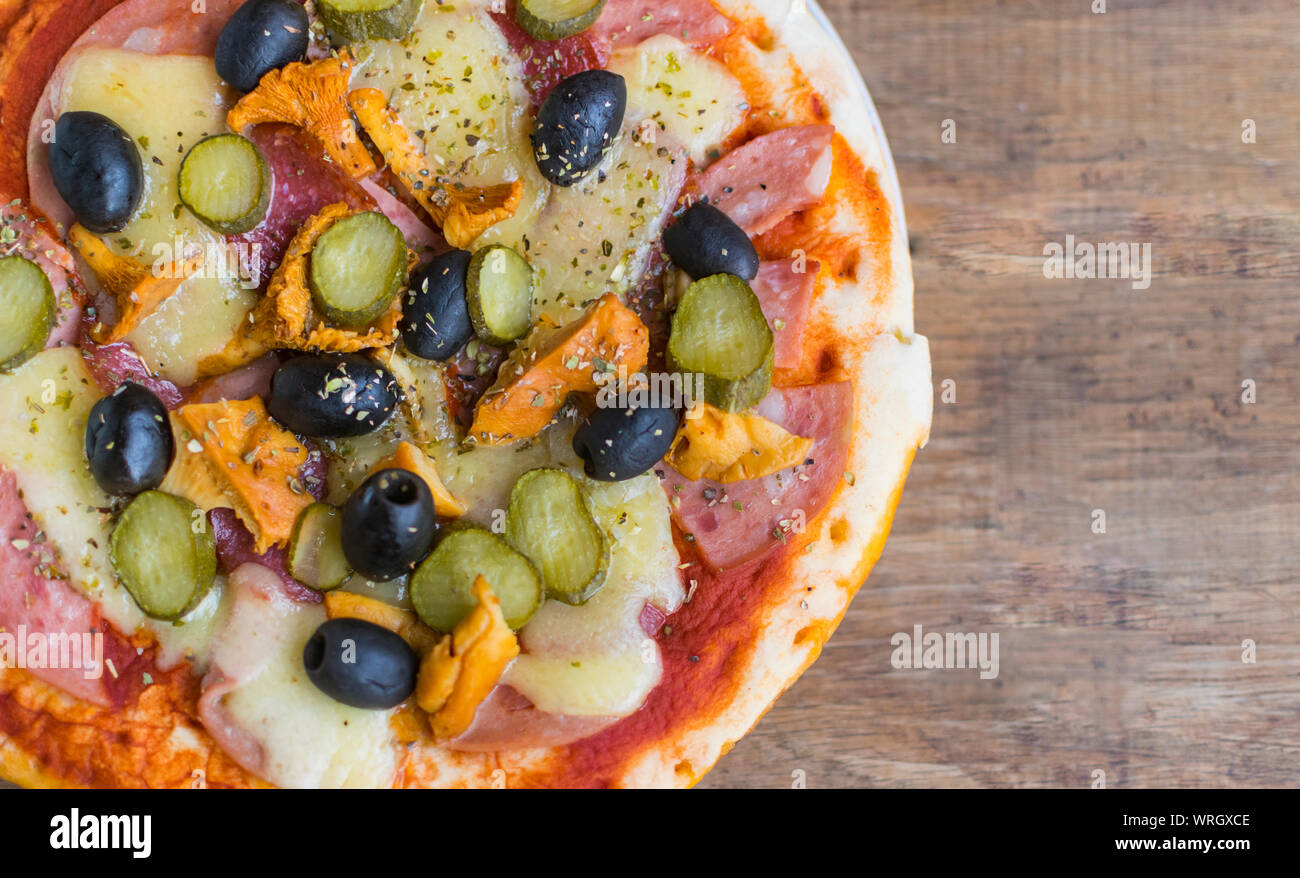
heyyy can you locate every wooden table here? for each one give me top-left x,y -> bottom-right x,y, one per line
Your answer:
701,0 -> 1300,788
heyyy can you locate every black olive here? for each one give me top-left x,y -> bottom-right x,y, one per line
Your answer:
400,249 -> 474,361
531,69 -> 627,187
341,468 -> 437,580
573,402 -> 680,482
303,617 -> 417,709
215,0 -> 310,92
84,382 -> 174,496
267,353 -> 399,438
663,202 -> 759,281
49,112 -> 143,234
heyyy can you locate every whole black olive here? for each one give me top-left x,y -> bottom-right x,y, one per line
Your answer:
267,353 -> 399,438
531,69 -> 627,187
400,249 -> 474,361
663,202 -> 759,281
49,112 -> 143,234
341,468 -> 437,580
573,402 -> 680,482
303,617 -> 417,709
84,382 -> 175,496
215,0 -> 310,92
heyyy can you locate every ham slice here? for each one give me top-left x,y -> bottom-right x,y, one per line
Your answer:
696,125 -> 835,236
0,469 -> 113,705
591,0 -> 735,49
752,258 -> 819,370
80,340 -> 185,408
358,177 -> 444,259
230,125 -> 376,285
448,685 -> 619,752
660,382 -> 853,570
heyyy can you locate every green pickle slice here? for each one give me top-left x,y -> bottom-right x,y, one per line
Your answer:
411,527 -> 542,632
318,0 -> 423,44
0,255 -> 55,374
287,503 -> 352,591
178,134 -> 271,235
466,244 -> 533,346
110,491 -> 217,621
515,0 -> 607,41
667,273 -> 774,412
309,211 -> 408,328
505,468 -> 608,606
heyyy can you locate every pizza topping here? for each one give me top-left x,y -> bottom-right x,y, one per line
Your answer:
572,400 -> 679,482
515,0 -> 608,41
666,273 -> 773,413
466,244 -> 535,346
69,223 -> 202,345
267,352 -> 401,438
663,202 -> 759,282
696,124 -> 835,236
175,396 -> 316,552
415,575 -> 521,741
209,506 -> 322,604
490,3 -> 610,108
340,468 -> 439,580
531,70 -> 628,187
660,381 -> 853,570
48,112 -> 144,234
303,616 -> 419,709
177,134 -> 272,235
84,382 -> 176,496
347,88 -> 525,248
370,441 -> 467,518
665,400 -> 814,484
287,502 -> 351,591
506,468 -> 610,606
589,0 -> 735,49
227,53 -> 376,179
317,0 -> 423,45
215,0 -> 310,93
752,258 -> 820,370
323,590 -> 440,654
411,528 -> 542,632
470,292 -> 648,445
400,249 -> 475,362
308,211 -> 409,328
0,255 -> 56,373
110,490 -> 218,621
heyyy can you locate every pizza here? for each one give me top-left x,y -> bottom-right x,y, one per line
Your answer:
0,0 -> 931,788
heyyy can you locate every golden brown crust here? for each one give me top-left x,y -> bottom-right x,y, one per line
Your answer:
0,0 -> 931,789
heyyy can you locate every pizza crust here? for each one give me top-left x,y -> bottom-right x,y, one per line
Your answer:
0,0 -> 931,788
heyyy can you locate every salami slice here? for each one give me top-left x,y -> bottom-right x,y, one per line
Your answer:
751,257 -> 819,370
591,0 -> 735,49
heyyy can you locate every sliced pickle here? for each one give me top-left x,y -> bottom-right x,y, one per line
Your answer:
505,468 -> 608,606
109,491 -> 216,621
515,0 -> 607,41
288,502 -> 352,591
0,255 -> 55,373
667,273 -> 773,412
318,0 -> 422,44
178,133 -> 271,235
309,211 -> 408,328
410,527 -> 542,632
466,244 -> 533,346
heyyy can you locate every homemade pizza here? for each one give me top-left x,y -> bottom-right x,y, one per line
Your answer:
0,0 -> 931,788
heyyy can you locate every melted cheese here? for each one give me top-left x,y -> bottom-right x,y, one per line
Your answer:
58,48 -> 255,385
0,348 -> 230,670
212,578 -> 397,788
609,35 -> 748,167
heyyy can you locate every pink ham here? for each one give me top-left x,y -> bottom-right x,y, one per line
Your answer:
80,340 -> 185,408
359,176 -> 444,259
26,0 -> 247,229
696,125 -> 835,237
0,469 -> 115,706
230,124 -> 376,285
660,381 -> 853,570
447,685 -> 619,752
752,258 -> 819,370
591,0 -> 735,49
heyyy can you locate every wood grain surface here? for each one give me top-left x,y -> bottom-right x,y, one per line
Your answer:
701,0 -> 1300,788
